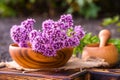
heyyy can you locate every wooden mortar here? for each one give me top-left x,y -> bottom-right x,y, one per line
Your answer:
81,29 -> 119,66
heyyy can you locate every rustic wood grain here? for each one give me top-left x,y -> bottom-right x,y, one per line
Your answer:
0,67 -> 87,80
9,43 -> 73,69
1,67 -> 120,80
88,69 -> 120,80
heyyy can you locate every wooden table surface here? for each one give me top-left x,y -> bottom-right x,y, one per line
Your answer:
0,67 -> 120,80
0,67 -> 88,80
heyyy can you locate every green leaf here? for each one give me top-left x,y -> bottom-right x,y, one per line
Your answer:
112,15 -> 119,23
80,3 -> 100,19
0,3 -> 16,17
102,15 -> 120,27
29,0 -> 36,3
91,36 -> 99,43
101,18 -> 113,26
109,38 -> 120,53
73,33 -> 99,55
67,7 -> 74,13
76,0 -> 85,7
0,0 -> 5,3
116,22 -> 120,27
83,33 -> 92,40
86,0 -> 93,4
66,0 -> 73,4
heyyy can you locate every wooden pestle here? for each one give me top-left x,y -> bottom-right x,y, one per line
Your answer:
99,29 -> 111,47
82,29 -> 118,66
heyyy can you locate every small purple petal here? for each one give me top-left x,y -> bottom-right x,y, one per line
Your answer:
74,25 -> 85,39
18,42 -> 28,48
42,19 -> 54,31
29,30 -> 41,43
21,18 -> 35,32
52,41 -> 64,50
10,25 -> 29,45
43,47 -> 56,57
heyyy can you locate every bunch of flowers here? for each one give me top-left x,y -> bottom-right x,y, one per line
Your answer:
10,14 -> 85,57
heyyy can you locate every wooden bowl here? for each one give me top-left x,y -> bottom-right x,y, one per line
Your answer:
81,43 -> 119,66
9,43 -> 73,69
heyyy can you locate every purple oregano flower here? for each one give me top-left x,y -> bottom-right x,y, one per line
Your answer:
10,18 -> 35,47
21,18 -> 35,32
10,14 -> 85,57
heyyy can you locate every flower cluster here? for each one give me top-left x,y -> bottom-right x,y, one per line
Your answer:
10,19 -> 35,47
10,14 -> 85,57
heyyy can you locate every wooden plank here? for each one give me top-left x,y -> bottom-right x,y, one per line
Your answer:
88,69 -> 120,80
1,67 -> 120,80
0,67 -> 88,80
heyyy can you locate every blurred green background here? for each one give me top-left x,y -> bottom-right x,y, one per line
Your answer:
0,0 -> 120,19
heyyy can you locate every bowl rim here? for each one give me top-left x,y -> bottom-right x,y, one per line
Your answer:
85,43 -> 114,48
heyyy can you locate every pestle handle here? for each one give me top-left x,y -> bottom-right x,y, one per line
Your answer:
99,29 -> 111,47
